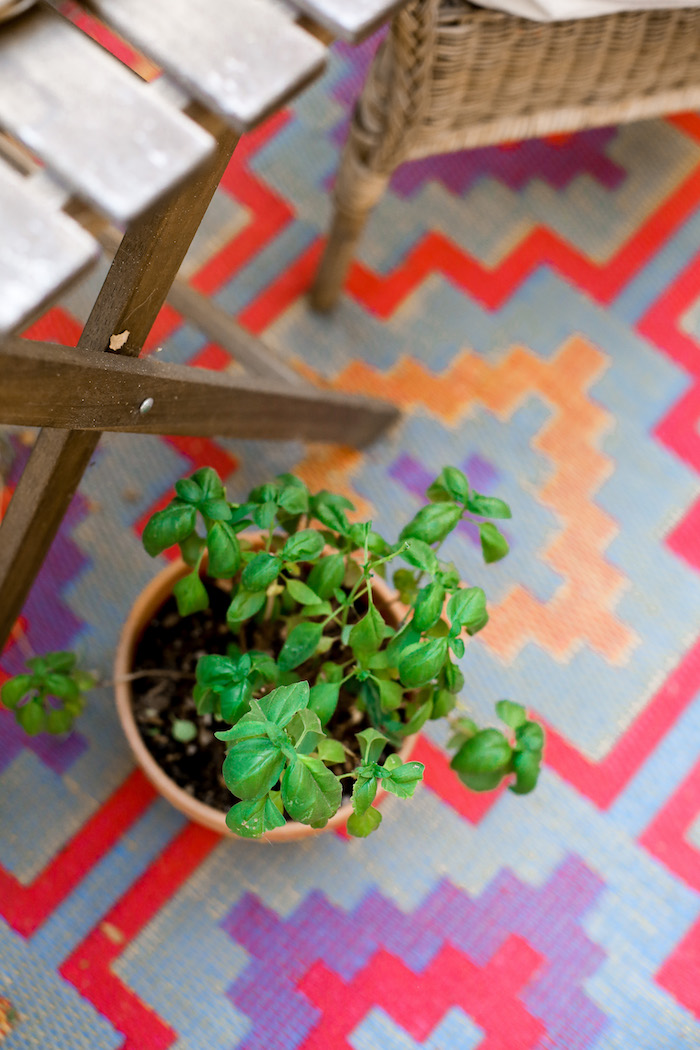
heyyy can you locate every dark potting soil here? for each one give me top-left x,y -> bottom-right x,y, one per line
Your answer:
130,576 -> 372,814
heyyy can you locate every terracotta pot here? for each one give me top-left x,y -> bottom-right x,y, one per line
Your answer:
115,553 -> 416,842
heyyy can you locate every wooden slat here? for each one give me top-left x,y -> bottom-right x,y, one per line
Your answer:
0,159 -> 99,334
289,0 -> 405,41
0,7 -> 216,223
83,0 -> 327,132
0,336 -> 399,445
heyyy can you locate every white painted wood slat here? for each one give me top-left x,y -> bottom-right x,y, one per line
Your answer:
0,159 -> 99,334
0,7 -> 216,224
289,0 -> 406,41
84,0 -> 327,132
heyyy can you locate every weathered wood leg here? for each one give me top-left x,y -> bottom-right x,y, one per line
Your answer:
0,109 -> 239,652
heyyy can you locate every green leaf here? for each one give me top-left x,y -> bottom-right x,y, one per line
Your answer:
427,466 -> 470,504
201,499 -> 232,521
72,669 -> 95,692
253,501 -> 277,529
455,768 -> 506,792
401,539 -> 439,575
219,682 -> 251,724
386,624 -> 421,664
307,554 -> 346,600
258,681 -> 310,727
479,522 -> 510,564
282,529 -> 325,563
381,760 -> 425,798
449,636 -> 465,658
412,582 -> 445,633
142,503 -> 196,557
1,674 -> 33,710
193,683 -> 217,715
349,605 -> 386,657
286,578 -> 321,606
172,718 -> 198,743
179,532 -> 205,568
451,728 -> 512,777
46,708 -> 74,735
287,708 -> 324,753
351,774 -> 378,816
347,806 -> 382,837
190,467 -> 225,500
222,735 -> 286,800
225,795 -> 286,838
447,587 -> 487,633
311,491 -> 354,534
432,688 -> 456,718
317,738 -> 345,764
174,477 -> 203,504
443,660 -> 465,694
303,601 -> 332,618
281,755 -> 342,827
16,700 -> 46,736
467,492 -> 512,519
227,589 -> 266,626
45,674 -> 79,703
356,728 -> 388,765
399,502 -> 462,546
308,681 -> 340,726
515,720 -> 545,754
496,700 -> 527,729
206,522 -> 241,578
196,653 -> 239,688
377,678 -> 404,712
402,698 -> 433,735
173,572 -> 209,616
44,651 -> 77,673
393,568 -> 419,604
509,749 -> 541,795
277,481 -> 309,516
241,552 -> 282,591
398,638 -> 448,689
278,622 -> 323,672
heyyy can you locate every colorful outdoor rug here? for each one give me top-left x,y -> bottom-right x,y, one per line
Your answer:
2,28 -> 700,1050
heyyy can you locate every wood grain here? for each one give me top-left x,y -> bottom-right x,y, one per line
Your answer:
0,7 -> 215,223
0,159 -> 99,333
83,0 -> 326,131
0,336 -> 398,443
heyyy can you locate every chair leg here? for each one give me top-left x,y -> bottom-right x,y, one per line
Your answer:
310,150 -> 390,313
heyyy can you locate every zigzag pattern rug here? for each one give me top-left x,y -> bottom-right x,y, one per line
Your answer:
2,29 -> 700,1049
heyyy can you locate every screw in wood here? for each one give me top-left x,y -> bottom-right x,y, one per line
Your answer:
139,397 -> 154,414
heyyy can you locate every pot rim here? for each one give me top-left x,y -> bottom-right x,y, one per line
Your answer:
114,553 -> 415,842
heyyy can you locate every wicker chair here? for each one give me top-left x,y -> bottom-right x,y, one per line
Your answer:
310,0 -> 700,310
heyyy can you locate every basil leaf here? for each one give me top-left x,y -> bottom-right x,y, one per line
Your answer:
142,502 -> 196,557
509,749 -> 541,795
377,678 -> 404,712
226,589 -> 266,626
352,774 -> 378,816
16,700 -> 46,736
381,760 -> 425,798
225,795 -> 286,838
467,492 -> 512,520
206,522 -> 241,578
427,466 -> 470,504
173,572 -> 209,616
190,467 -> 225,500
241,552 -> 282,591
515,720 -> 545,753
174,478 -> 203,504
257,681 -> 310,727
349,605 -> 386,658
286,579 -> 321,606
412,582 -> 445,633
282,529 -> 325,563
399,502 -> 462,545
308,681 -> 340,726
278,622 -> 323,672
496,700 -> 527,729
398,638 -> 448,688
281,755 -> 342,827
317,738 -> 345,765
356,728 -> 388,765
311,491 -> 354,534
479,522 -> 509,564
1,674 -> 33,709
307,554 -> 346,600
401,538 -> 438,575
347,806 -> 382,837
451,728 -> 512,778
447,587 -> 487,633
222,735 -> 286,800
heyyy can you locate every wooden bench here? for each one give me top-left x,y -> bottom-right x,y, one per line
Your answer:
0,0 -> 406,652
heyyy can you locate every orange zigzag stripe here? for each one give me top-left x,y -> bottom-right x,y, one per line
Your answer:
294,335 -> 636,665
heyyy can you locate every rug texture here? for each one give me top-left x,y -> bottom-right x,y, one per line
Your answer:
1,29 -> 700,1050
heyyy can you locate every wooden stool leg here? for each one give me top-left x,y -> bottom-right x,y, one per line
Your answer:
0,109 -> 239,652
